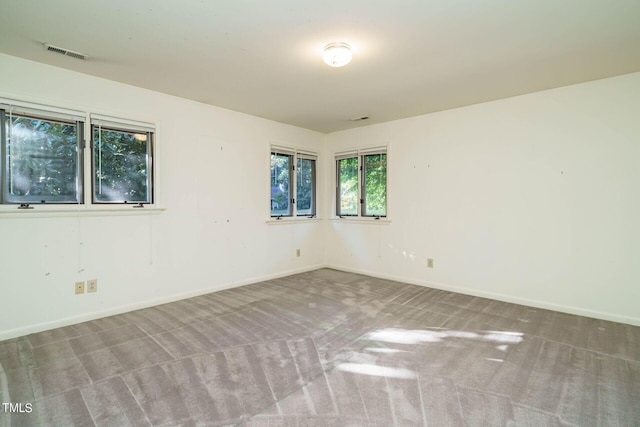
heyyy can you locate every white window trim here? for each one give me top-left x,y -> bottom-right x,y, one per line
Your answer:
0,99 -> 85,123
0,205 -> 165,218
0,98 -> 163,215
268,143 -> 319,223
265,216 -> 322,224
329,217 -> 391,224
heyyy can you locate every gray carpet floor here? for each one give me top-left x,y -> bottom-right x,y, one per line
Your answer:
1,268 -> 639,426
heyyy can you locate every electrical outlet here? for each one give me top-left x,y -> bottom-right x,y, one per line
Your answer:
87,279 -> 98,293
427,258 -> 434,268
296,249 -> 301,257
75,281 -> 85,294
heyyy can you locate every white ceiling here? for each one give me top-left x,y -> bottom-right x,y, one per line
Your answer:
1,0 -> 639,133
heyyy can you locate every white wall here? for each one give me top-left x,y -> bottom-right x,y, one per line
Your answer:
1,54 -> 638,340
0,54 -> 325,340
323,72 -> 640,325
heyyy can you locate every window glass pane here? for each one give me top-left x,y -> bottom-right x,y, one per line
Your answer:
337,156 -> 358,216
93,126 -> 151,203
270,152 -> 291,216
363,153 -> 387,217
3,113 -> 81,203
296,157 -> 315,216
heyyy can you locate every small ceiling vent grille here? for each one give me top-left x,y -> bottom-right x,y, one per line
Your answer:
44,43 -> 88,60
350,116 -> 370,122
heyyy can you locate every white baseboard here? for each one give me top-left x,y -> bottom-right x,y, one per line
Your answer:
0,264 -> 324,341
325,264 -> 640,327
2,262 -> 638,341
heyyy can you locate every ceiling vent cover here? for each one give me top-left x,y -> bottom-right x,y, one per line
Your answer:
350,116 -> 370,122
44,43 -> 88,60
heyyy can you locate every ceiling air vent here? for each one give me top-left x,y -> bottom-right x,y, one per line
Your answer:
350,116 -> 370,122
44,43 -> 88,60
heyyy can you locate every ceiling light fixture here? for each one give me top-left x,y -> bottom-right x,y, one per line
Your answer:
322,42 -> 352,67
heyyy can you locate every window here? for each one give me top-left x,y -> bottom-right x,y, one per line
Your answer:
336,156 -> 358,216
1,105 -> 84,204
296,154 -> 317,216
92,117 -> 154,204
0,100 -> 157,209
270,151 -> 292,216
270,146 -> 317,217
363,152 -> 387,217
336,148 -> 387,218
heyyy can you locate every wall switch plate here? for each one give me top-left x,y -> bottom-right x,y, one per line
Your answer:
87,279 -> 98,293
75,281 -> 85,294
296,249 -> 301,257
427,258 -> 434,268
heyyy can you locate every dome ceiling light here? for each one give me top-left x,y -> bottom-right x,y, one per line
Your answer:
322,42 -> 352,67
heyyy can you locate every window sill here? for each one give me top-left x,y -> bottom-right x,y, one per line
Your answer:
266,217 -> 322,225
0,205 -> 165,218
330,217 -> 392,224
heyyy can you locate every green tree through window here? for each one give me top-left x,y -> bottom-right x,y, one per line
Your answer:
296,157 -> 316,216
337,157 -> 358,216
363,153 -> 387,216
335,149 -> 387,218
93,126 -> 152,203
270,152 -> 291,216
270,148 -> 317,217
1,111 -> 82,203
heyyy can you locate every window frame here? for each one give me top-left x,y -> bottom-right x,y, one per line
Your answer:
0,99 -> 160,214
270,149 -> 294,217
270,145 -> 318,219
90,116 -> 155,205
335,147 -> 388,219
295,152 -> 317,217
0,104 -> 85,205
361,151 -> 387,218
335,154 -> 359,217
